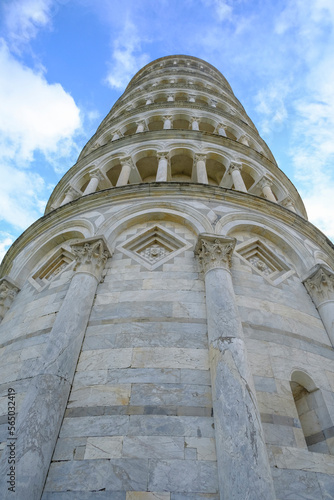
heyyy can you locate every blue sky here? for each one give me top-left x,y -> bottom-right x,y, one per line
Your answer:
0,0 -> 334,262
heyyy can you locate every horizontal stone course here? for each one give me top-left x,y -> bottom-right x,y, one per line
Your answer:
64,406 -> 213,418
148,459 -> 218,493
130,384 -> 212,407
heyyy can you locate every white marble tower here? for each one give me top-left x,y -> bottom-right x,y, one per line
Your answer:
1,55 -> 334,500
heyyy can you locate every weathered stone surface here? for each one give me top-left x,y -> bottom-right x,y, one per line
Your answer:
42,493 -> 126,500
126,493 -> 170,500
130,384 -> 212,407
45,459 -> 149,492
123,436 -> 185,459
128,415 -> 215,437
132,348 -> 209,370
148,459 -> 218,493
60,415 -> 129,437
68,384 -> 131,407
84,436 -> 123,459
272,468 -> 323,500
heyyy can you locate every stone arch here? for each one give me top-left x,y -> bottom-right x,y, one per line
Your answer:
147,115 -> 164,131
133,149 -> 158,182
101,157 -> 123,186
100,201 -> 213,245
169,147 -> 195,181
10,220 -> 95,284
290,370 -> 334,455
205,152 -> 229,185
217,213 -> 314,275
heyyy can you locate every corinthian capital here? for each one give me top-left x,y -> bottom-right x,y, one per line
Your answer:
71,237 -> 111,281
0,277 -> 20,322
303,264 -> 334,307
195,234 -> 236,273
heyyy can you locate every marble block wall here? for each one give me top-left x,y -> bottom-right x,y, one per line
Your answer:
43,221 -> 219,499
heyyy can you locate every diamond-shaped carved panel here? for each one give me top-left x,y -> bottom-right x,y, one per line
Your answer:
117,225 -> 192,270
29,247 -> 75,291
235,238 -> 294,285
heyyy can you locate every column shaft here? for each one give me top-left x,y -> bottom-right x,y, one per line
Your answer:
230,165 -> 247,192
156,154 -> 168,182
195,156 -> 208,184
0,238 -> 110,499
117,162 -> 132,186
83,175 -> 99,195
196,235 -> 275,500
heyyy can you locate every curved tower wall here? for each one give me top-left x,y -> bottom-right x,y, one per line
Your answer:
0,55 -> 334,500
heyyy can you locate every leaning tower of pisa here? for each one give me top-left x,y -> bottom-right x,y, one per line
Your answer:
1,55 -> 334,500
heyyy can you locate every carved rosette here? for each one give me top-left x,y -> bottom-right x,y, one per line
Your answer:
71,238 -> 111,281
0,278 -> 20,322
303,265 -> 334,307
195,234 -> 236,273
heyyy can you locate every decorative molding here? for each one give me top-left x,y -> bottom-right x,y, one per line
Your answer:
235,237 -> 294,286
117,224 -> 192,271
71,237 -> 111,281
0,277 -> 20,322
195,234 -> 236,273
303,265 -> 334,306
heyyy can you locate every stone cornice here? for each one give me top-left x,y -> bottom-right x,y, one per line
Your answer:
303,264 -> 334,306
195,234 -> 236,273
2,183 -> 332,280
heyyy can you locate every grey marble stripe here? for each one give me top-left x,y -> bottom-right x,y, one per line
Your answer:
65,405 -> 213,418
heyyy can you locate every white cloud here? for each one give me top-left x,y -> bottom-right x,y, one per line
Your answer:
105,20 -> 150,90
0,233 -> 14,264
0,40 -> 81,163
3,0 -> 54,51
255,82 -> 290,134
0,162 -> 47,231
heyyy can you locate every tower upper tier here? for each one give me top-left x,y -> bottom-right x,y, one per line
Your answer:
45,55 -> 306,218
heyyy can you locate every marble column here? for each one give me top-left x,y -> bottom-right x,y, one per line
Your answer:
60,186 -> 79,206
194,154 -> 208,184
191,117 -> 200,130
112,130 -> 122,141
167,94 -> 174,102
260,178 -> 277,203
228,162 -> 247,192
303,265 -> 334,346
146,96 -> 153,105
195,234 -> 275,500
216,123 -> 227,137
156,152 -> 169,182
188,94 -> 196,103
0,277 -> 19,323
239,134 -> 250,146
210,99 -> 217,107
116,157 -> 132,186
136,120 -> 146,133
0,238 -> 110,500
163,115 -> 173,129
282,197 -> 296,213
83,170 -> 104,195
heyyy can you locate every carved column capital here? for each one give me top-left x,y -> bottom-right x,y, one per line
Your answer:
259,177 -> 273,189
228,161 -> 242,173
195,234 -> 236,273
190,116 -> 200,123
120,156 -> 133,167
71,237 -> 111,281
0,277 -> 20,322
89,168 -> 105,182
303,265 -> 334,307
194,153 -> 206,163
157,151 -> 169,160
162,115 -> 173,121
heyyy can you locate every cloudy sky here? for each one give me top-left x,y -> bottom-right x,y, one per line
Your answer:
0,0 -> 334,262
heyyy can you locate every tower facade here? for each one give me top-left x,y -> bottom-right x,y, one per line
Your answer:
1,55 -> 334,499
